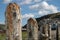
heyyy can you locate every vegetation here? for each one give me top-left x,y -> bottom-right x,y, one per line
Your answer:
0,31 -> 27,40
0,34 -> 6,40
0,24 -> 27,40
22,31 -> 27,40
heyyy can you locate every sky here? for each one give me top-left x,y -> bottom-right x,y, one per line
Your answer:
0,0 -> 60,26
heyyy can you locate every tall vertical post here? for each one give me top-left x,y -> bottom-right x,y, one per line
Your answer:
5,3 -> 22,40
56,21 -> 59,40
41,24 -> 48,40
48,24 -> 51,40
47,19 -> 51,40
27,18 -> 38,40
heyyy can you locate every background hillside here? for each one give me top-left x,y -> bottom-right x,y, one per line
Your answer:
0,24 -> 5,30
23,12 -> 60,28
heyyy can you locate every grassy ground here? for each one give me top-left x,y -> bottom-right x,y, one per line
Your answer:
0,31 -> 60,40
0,31 -> 27,40
0,34 -> 6,40
22,31 -> 27,40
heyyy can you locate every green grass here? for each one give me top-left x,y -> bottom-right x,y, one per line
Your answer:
0,31 -> 60,40
0,31 -> 27,40
0,34 -> 6,40
22,31 -> 27,40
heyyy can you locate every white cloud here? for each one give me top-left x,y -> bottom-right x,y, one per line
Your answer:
3,0 -> 12,3
20,0 -> 32,5
20,0 -> 42,5
29,1 -> 49,10
44,0 -> 52,1
20,0 -> 51,5
38,10 -> 50,16
22,13 -> 34,19
29,1 -> 58,16
0,22 -> 5,24
34,0 -> 42,2
49,5 -> 58,13
29,4 -> 39,9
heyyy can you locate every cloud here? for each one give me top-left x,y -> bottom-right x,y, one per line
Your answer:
29,4 -> 39,9
29,1 -> 58,16
20,0 -> 51,5
34,0 -> 42,2
20,0 -> 32,5
22,13 -> 34,19
38,10 -> 50,16
44,0 -> 52,1
0,22 -> 5,24
3,0 -> 12,3
20,0 -> 42,5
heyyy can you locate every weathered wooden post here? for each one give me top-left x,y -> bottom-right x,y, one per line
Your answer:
27,18 -> 38,40
42,24 -> 48,40
48,24 -> 51,40
5,3 -> 22,40
47,19 -> 51,40
39,19 -> 48,40
56,21 -> 59,40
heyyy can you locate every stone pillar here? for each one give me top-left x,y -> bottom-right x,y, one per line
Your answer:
27,18 -> 38,40
5,3 -> 22,40
56,22 -> 59,40
48,24 -> 51,40
41,24 -> 48,40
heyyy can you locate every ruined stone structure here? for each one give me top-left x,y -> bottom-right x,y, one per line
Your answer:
27,18 -> 38,40
22,12 -> 60,40
5,2 -> 60,40
36,13 -> 60,40
5,3 -> 22,40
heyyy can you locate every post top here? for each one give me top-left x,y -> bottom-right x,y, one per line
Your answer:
6,2 -> 20,14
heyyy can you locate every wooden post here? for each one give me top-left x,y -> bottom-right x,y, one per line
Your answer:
39,19 -> 48,40
56,22 -> 59,40
41,24 -> 48,40
5,3 -> 22,40
27,18 -> 38,40
48,24 -> 51,40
